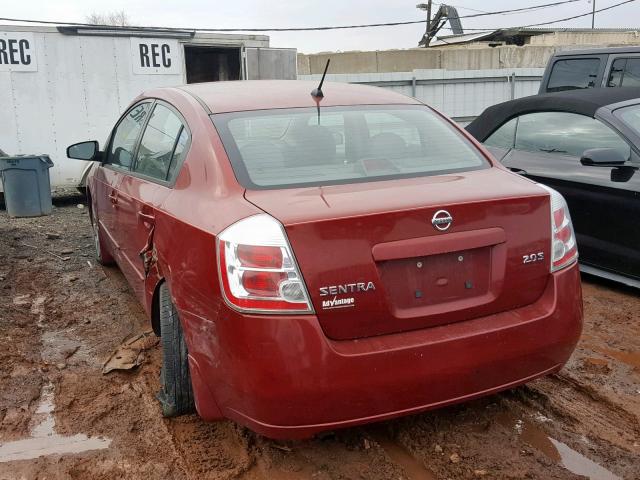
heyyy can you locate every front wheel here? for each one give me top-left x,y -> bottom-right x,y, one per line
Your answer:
157,283 -> 195,417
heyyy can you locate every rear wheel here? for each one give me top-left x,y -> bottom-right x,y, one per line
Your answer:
90,208 -> 114,265
157,283 -> 195,417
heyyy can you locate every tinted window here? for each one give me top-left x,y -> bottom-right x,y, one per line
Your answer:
134,104 -> 185,182
623,59 -> 640,87
212,106 -> 489,189
547,59 -> 600,92
109,103 -> 151,168
484,118 -> 517,150
608,58 -> 640,87
514,112 -> 630,159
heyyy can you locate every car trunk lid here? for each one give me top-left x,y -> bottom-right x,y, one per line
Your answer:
244,168 -> 551,340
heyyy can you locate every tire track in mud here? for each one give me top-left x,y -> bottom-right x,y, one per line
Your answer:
166,418 -> 253,479
519,375 -> 639,478
528,374 -> 640,447
165,420 -> 418,480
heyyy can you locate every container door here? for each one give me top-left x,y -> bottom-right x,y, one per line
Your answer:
244,47 -> 297,80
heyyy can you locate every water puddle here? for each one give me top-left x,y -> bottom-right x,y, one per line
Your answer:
0,384 -> 111,462
373,433 -> 438,480
496,412 -> 621,480
1,295 -> 111,462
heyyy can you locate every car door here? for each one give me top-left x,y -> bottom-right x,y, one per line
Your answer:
96,102 -> 152,256
114,101 -> 191,303
491,111 -> 633,276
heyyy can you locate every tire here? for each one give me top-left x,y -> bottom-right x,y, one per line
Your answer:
90,209 -> 114,266
157,283 -> 195,417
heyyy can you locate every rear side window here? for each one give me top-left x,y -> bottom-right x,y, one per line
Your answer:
484,118 -> 517,150
108,103 -> 151,168
134,104 -> 190,182
607,58 -> 640,87
547,58 -> 600,92
513,111 -> 630,159
211,105 -> 489,189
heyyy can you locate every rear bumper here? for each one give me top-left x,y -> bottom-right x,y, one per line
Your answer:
185,264 -> 582,439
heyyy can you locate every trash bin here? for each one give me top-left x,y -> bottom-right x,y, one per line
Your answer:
0,155 -> 54,217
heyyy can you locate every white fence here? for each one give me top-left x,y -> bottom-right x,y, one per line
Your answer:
299,68 -> 545,124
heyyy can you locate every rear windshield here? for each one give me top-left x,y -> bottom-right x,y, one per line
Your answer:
211,105 -> 489,189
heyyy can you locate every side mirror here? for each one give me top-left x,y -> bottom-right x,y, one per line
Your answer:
580,148 -> 627,167
67,141 -> 101,161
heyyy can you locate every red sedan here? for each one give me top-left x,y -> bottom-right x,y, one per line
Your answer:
67,80 -> 583,439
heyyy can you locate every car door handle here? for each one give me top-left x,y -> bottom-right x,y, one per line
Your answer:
508,167 -> 528,175
108,192 -> 118,205
137,211 -> 155,224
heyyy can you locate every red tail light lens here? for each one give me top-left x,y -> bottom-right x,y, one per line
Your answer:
237,245 -> 283,269
217,214 -> 313,314
539,185 -> 578,272
241,271 -> 287,297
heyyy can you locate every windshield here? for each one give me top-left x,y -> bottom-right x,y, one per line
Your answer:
211,105 -> 489,189
616,103 -> 640,137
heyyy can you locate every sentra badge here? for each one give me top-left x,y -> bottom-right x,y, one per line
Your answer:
319,282 -> 375,310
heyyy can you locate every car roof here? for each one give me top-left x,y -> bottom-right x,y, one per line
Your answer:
466,88 -> 640,141
553,46 -> 640,56
175,80 -> 420,114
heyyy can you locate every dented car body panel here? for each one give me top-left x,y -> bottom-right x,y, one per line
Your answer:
85,80 -> 583,439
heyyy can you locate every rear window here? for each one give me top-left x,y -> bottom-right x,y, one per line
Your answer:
211,105 -> 489,189
547,58 -> 600,93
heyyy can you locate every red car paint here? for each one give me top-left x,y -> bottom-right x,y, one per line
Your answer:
86,81 -> 583,439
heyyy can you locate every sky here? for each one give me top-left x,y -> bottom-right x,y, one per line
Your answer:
1,0 -> 640,53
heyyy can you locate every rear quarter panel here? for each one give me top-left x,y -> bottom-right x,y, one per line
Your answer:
138,88 -> 262,361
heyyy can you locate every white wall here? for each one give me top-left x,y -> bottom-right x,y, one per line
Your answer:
0,27 -> 270,190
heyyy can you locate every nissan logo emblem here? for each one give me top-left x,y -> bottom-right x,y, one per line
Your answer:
431,210 -> 453,231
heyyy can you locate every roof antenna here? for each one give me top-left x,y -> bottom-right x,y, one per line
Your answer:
311,58 -> 330,125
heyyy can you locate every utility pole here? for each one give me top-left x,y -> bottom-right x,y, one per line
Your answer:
427,0 -> 432,40
592,0 -> 596,29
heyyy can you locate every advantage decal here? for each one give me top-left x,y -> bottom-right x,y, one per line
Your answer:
319,281 -> 375,310
322,296 -> 355,310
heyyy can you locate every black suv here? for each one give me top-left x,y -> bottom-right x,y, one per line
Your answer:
539,46 -> 640,94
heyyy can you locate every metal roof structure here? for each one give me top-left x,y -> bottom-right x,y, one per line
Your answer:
431,27 -> 640,47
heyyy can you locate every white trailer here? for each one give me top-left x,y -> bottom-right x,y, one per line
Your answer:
0,25 -> 297,192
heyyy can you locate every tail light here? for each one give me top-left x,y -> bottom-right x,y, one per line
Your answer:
217,214 -> 313,314
539,185 -> 578,272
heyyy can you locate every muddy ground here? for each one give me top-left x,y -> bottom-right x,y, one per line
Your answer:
0,196 -> 638,480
